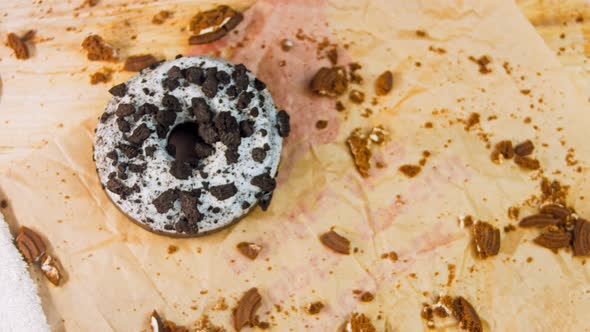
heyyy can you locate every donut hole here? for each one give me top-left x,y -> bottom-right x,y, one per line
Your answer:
167,122 -> 201,161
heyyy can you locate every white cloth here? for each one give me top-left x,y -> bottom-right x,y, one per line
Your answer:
0,213 -> 50,332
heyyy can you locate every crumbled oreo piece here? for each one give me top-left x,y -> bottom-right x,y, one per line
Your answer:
277,110 -> 290,137
145,145 -> 157,157
156,110 -> 176,127
210,183 -> 238,200
179,191 -> 202,225
117,118 -> 131,132
108,83 -> 127,97
106,150 -> 118,162
106,177 -> 134,198
152,189 -> 178,213
115,103 -> 135,117
198,123 -> 219,144
251,173 -> 276,191
186,66 -> 205,85
163,78 -> 180,91
202,68 -> 219,98
250,108 -> 259,117
242,201 -> 251,210
220,131 -> 241,148
156,124 -> 168,139
225,148 -> 239,164
254,78 -> 266,91
139,103 -> 159,115
240,120 -> 255,137
128,163 -> 147,173
194,142 -> 214,158
126,124 -> 152,145
226,85 -> 237,99
118,143 -> 141,158
237,92 -> 254,109
100,112 -> 113,123
233,65 -> 249,93
252,148 -> 266,162
170,161 -> 193,179
260,129 -> 268,137
167,66 -> 183,80
216,70 -> 230,84
191,97 -> 212,123
162,94 -> 181,112
258,191 -> 273,211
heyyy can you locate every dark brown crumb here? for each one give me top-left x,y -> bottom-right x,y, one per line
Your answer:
90,68 -> 113,85
468,55 -> 492,74
514,155 -> 540,170
416,30 -> 427,37
7,32 -> 30,60
152,10 -> 173,25
359,292 -> 374,302
428,45 -> 446,54
315,120 -> 328,130
399,165 -> 421,178
335,101 -> 345,112
349,89 -> 365,104
507,206 -> 520,220
464,113 -> 480,131
326,47 -> 338,65
310,67 -> 348,97
380,251 -> 398,261
306,302 -> 324,315
520,89 -> 531,95
424,122 -> 433,128
167,245 -> 178,254
375,70 -> 393,96
81,34 -> 117,62
526,257 -> 533,263
503,224 -> 516,233
513,140 -> 534,157
0,200 -> 7,209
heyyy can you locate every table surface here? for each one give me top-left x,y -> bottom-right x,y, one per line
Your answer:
0,0 -> 588,166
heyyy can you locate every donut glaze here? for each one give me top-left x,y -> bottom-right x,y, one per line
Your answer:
94,56 -> 290,237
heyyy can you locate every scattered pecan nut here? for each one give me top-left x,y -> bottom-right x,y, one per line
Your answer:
513,140 -> 534,157
540,204 -> 571,221
345,313 -> 377,332
533,226 -> 571,250
233,288 -> 262,331
472,221 -> 500,259
81,34 -> 117,62
375,70 -> 393,96
319,230 -> 350,255
7,32 -> 30,60
16,226 -> 47,263
514,155 -> 540,170
306,301 -> 324,315
573,218 -> 590,256
188,5 -> 243,45
347,129 -> 372,178
452,297 -> 483,332
124,54 -> 159,72
519,214 -> 560,228
310,66 -> 348,97
40,253 -> 61,286
237,242 -> 262,260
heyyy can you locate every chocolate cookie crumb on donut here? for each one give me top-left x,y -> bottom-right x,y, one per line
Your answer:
95,56 -> 288,237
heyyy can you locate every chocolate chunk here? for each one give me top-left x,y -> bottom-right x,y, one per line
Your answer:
252,148 -> 266,162
250,108 -> 259,117
186,66 -> 205,85
169,161 -> 193,179
226,85 -> 237,99
139,103 -> 159,115
276,110 -> 291,137
216,70 -> 230,84
225,147 -> 239,164
163,78 -> 180,91
116,118 -> 131,132
202,68 -> 218,98
179,191 -> 202,225
162,94 -> 181,112
106,178 -> 133,198
156,110 -> 176,127
118,143 -> 140,158
128,163 -> 147,173
258,191 -> 273,211
152,189 -> 178,213
100,112 -> 113,123
254,78 -> 266,91
108,83 -> 127,97
514,140 -> 534,157
194,142 -> 214,158
126,123 -> 152,145
198,123 -> 219,144
210,183 -> 238,200
251,173 -> 276,191
191,97 -> 212,123
167,66 -> 183,79
237,91 -> 254,109
239,120 -> 255,137
156,124 -> 168,139
115,103 -> 135,117
145,145 -> 157,157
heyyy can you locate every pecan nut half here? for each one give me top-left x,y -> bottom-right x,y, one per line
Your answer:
16,226 -> 46,263
472,222 -> 500,259
319,230 -> 350,255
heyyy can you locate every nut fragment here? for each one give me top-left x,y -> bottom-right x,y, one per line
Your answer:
310,67 -> 348,97
306,301 -> 324,315
513,140 -> 534,156
514,155 -> 540,170
347,129 -> 372,178
81,34 -> 117,62
124,54 -> 159,72
540,204 -> 571,221
533,226 -> 571,250
7,32 -> 29,60
188,5 -> 243,45
16,226 -> 46,263
472,221 -> 500,259
399,164 -> 422,178
491,140 -> 513,163
375,70 -> 393,96
149,310 -> 164,332
573,218 -> 590,256
237,242 -> 262,260
233,288 -> 262,331
320,230 -> 350,255
452,297 -> 483,332
519,214 -> 560,228
40,254 -> 61,286
359,292 -> 374,302
345,313 -> 377,332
